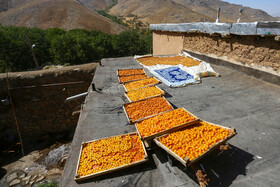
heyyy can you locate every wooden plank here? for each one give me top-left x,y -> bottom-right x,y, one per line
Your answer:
135,108 -> 200,148
124,85 -> 166,102
154,121 -> 237,167
122,77 -> 161,92
117,68 -> 146,77
74,132 -> 148,182
154,138 -> 187,166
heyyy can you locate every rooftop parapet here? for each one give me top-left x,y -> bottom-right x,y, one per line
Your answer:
150,22 -> 280,36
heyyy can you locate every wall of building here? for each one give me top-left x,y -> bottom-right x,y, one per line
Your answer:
152,30 -> 280,76
0,63 -> 97,151
183,33 -> 280,75
153,31 -> 184,56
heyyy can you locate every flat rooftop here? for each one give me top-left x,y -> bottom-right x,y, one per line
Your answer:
150,21 -> 280,35
61,57 -> 280,186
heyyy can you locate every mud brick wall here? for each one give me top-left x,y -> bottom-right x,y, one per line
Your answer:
153,31 -> 185,56
0,63 -> 97,150
183,33 -> 280,75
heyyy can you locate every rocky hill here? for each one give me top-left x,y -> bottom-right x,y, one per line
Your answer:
173,0 -> 276,22
109,0 -> 276,24
0,0 -> 126,34
0,0 -> 277,31
109,0 -> 213,23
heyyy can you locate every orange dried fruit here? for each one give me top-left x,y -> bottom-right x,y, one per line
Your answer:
158,121 -> 231,161
126,86 -> 164,101
77,134 -> 145,177
119,74 -> 148,83
124,96 -> 172,122
124,77 -> 159,91
136,108 -> 196,137
118,69 -> 145,76
137,56 -> 201,67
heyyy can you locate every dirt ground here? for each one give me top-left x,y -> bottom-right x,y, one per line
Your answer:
0,142 -> 71,187
183,34 -> 280,75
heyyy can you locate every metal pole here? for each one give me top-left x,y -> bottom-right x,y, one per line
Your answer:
237,8 -> 244,23
66,92 -> 88,102
216,8 -> 221,23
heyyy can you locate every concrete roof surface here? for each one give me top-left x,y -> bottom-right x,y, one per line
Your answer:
61,57 -> 280,187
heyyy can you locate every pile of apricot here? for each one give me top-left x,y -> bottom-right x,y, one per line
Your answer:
136,108 -> 196,137
124,96 -> 172,122
126,86 -> 164,101
118,69 -> 145,76
124,77 -> 159,91
159,121 -> 231,161
137,56 -> 201,67
119,74 -> 148,83
77,134 -> 145,177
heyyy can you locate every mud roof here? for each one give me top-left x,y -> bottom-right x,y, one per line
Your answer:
150,21 -> 280,36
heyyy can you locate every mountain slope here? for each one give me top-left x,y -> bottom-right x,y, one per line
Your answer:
173,0 -> 276,22
108,0 -> 275,23
76,0 -> 116,10
0,0 -> 276,31
109,0 -> 214,24
0,0 -> 126,34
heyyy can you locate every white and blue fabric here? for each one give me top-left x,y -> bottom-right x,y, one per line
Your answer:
152,66 -> 197,87
135,52 -> 219,87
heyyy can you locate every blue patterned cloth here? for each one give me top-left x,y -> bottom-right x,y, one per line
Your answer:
153,66 -> 196,87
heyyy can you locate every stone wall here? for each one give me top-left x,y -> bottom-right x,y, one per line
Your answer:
0,63 -> 98,151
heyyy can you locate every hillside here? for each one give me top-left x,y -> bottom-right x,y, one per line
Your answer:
109,0 -> 214,24
0,0 -> 126,34
173,0 -> 276,22
0,0 -> 277,31
109,0 -> 276,23
76,0 -> 116,10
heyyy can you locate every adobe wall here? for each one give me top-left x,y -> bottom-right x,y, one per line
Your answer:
183,33 -> 280,75
0,63 -> 98,151
152,30 -> 280,76
153,31 -> 184,56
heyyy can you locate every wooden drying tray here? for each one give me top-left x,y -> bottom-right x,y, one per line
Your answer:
135,108 -> 200,148
117,68 -> 146,77
118,75 -> 149,84
74,132 -> 148,182
122,77 -> 161,92
122,96 -> 173,125
124,85 -> 166,102
153,121 -> 236,167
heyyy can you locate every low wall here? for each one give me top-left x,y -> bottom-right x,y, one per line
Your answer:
152,31 -> 280,78
183,33 -> 280,75
0,63 -> 98,151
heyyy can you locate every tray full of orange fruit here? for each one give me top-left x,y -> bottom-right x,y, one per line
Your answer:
135,108 -> 200,147
118,74 -> 149,84
117,68 -> 146,76
124,85 -> 165,102
123,96 -> 173,124
123,77 -> 161,92
153,121 -> 236,167
74,132 -> 148,181
136,56 -> 201,67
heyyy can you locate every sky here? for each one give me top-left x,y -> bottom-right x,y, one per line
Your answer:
224,0 -> 280,17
